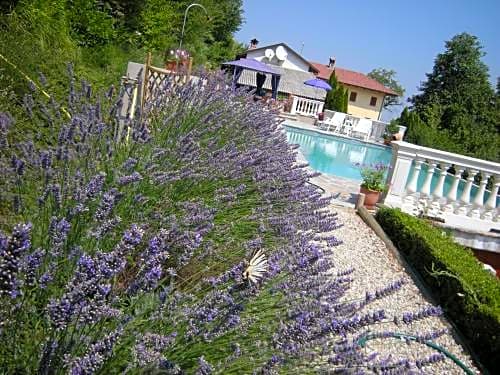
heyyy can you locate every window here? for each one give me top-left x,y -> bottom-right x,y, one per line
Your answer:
349,91 -> 357,102
370,96 -> 377,106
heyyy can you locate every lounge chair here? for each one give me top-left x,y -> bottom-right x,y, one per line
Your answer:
350,118 -> 373,141
339,118 -> 354,136
318,112 -> 346,132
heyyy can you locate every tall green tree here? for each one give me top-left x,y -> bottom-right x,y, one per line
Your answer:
324,72 -> 347,112
406,33 -> 499,161
367,68 -> 404,109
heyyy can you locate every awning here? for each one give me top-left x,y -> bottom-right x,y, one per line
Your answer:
222,58 -> 281,99
222,58 -> 280,75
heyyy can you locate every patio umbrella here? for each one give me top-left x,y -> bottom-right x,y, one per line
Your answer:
304,78 -> 332,91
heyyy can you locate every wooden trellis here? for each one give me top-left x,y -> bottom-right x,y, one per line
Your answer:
141,52 -> 193,109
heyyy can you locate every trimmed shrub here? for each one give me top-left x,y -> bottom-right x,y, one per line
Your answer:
376,207 -> 500,371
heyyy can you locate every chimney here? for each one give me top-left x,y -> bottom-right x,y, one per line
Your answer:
328,57 -> 336,68
249,38 -> 259,49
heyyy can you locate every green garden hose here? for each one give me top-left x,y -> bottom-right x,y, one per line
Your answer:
356,332 -> 475,375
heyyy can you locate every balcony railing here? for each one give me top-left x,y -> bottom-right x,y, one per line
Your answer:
383,141 -> 500,233
290,96 -> 324,117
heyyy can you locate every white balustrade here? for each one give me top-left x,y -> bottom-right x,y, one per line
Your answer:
290,95 -> 324,117
384,141 -> 500,233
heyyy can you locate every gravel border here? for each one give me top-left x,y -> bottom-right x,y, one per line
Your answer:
327,206 -> 480,374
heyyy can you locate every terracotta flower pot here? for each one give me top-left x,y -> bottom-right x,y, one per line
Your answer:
360,186 -> 381,209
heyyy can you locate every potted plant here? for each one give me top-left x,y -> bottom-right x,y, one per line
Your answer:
383,120 -> 400,145
358,163 -> 389,208
165,48 -> 191,72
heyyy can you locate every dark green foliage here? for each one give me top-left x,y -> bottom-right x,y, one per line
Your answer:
0,0 -> 245,142
376,208 -> 500,371
324,72 -> 347,112
367,68 -> 404,109
406,33 -> 499,161
139,0 -> 244,66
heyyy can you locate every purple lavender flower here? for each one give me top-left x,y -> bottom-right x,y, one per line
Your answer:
400,305 -> 443,325
117,171 -> 143,186
0,112 -> 13,148
122,158 -> 138,170
0,223 -> 32,298
94,188 -> 121,221
68,327 -> 123,374
415,352 -> 446,369
84,172 -> 106,200
133,332 -> 177,367
195,356 -> 213,375
22,247 -> 45,286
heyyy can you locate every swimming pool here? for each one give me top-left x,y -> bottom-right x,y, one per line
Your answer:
285,125 -> 392,181
285,124 -> 497,205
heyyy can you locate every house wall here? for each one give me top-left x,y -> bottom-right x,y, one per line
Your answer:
246,45 -> 309,72
344,84 -> 385,120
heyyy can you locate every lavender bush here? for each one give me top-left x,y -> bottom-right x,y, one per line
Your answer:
0,67 -> 448,373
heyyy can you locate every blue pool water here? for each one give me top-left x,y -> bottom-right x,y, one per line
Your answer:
285,125 -> 392,181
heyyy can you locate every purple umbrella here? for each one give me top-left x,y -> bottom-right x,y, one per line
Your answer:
304,78 -> 332,91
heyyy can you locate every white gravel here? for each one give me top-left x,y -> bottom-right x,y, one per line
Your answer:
326,206 -> 480,374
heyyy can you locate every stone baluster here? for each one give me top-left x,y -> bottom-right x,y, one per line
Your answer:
403,159 -> 423,206
443,166 -> 464,212
416,160 -> 436,214
420,161 -> 436,197
469,172 -> 490,218
429,163 -> 449,215
432,163 -> 450,199
482,175 -> 499,221
456,169 -> 478,216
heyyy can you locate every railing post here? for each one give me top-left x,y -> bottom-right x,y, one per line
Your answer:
290,96 -> 298,115
383,142 -> 417,208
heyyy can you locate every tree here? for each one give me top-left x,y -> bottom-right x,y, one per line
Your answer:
324,72 -> 347,112
410,33 -> 494,123
404,33 -> 499,161
367,68 -> 404,109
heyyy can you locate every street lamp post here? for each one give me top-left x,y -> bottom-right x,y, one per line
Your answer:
179,3 -> 209,52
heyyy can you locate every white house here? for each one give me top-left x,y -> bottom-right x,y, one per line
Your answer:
237,42 -> 326,103
236,41 -> 397,120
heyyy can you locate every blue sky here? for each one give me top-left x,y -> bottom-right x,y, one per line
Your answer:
235,0 -> 499,119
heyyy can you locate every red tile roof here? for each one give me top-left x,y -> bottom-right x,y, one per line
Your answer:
310,62 -> 398,96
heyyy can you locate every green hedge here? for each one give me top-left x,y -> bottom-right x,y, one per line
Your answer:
375,207 -> 500,371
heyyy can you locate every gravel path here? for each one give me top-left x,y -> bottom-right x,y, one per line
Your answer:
328,206 -> 480,374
